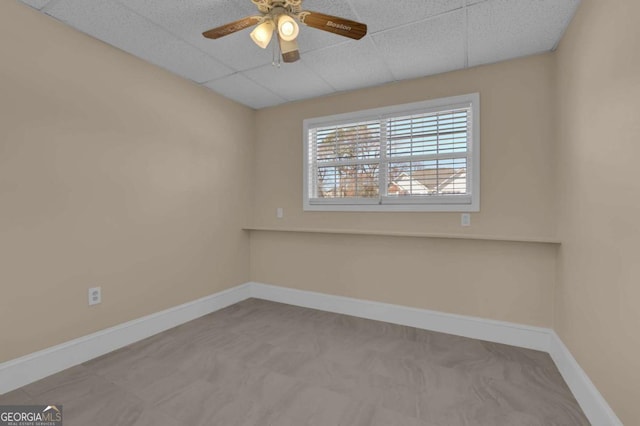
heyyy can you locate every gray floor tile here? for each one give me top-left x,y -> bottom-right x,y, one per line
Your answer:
0,298 -> 590,425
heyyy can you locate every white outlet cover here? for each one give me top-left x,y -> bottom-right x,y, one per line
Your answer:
461,213 -> 471,227
88,287 -> 102,306
276,208 -> 284,219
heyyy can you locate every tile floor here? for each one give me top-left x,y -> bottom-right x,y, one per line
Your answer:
0,299 -> 590,425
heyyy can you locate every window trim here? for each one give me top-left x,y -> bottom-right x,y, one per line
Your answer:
303,93 -> 480,212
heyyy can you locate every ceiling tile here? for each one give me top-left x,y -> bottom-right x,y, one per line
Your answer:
372,9 -> 466,81
188,33 -> 276,72
467,0 -> 581,67
30,0 -> 580,109
155,39 -> 235,83
18,0 -> 51,9
348,0 -> 464,33
302,38 -> 394,92
45,0 -> 232,83
296,25 -> 354,54
118,0 -> 249,29
119,0 -> 276,71
243,61 -> 335,101
203,73 -> 286,109
302,0 -> 359,18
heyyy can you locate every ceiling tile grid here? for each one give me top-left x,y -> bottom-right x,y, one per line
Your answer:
44,0 -> 233,82
301,38 -> 395,92
348,0 -> 465,33
116,0 -> 274,71
19,0 -> 51,9
243,60 -> 335,102
204,73 -> 286,109
467,0 -> 581,67
19,0 -> 581,109
371,9 -> 467,81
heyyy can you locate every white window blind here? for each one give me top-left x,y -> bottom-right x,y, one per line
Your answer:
303,94 -> 480,212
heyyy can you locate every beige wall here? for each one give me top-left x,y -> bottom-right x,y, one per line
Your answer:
0,1 -> 254,362
555,0 -> 640,423
4,0 -> 636,421
254,54 -> 557,239
251,231 -> 556,327
250,55 -> 558,327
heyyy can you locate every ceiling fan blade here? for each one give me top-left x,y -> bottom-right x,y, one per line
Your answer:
279,36 -> 300,63
298,11 -> 367,40
202,16 -> 262,39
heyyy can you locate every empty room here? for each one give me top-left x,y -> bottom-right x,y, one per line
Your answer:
0,0 -> 637,424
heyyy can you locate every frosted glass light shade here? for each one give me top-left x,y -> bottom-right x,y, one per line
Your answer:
250,21 -> 274,49
277,15 -> 299,41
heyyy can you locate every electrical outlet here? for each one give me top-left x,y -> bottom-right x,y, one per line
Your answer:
461,213 -> 471,227
88,287 -> 101,306
276,208 -> 284,219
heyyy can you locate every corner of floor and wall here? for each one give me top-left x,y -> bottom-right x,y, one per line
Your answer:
1,0 -> 638,424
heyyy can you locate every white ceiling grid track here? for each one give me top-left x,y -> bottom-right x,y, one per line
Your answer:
21,0 -> 580,109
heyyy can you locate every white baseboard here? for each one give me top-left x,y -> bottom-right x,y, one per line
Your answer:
548,331 -> 623,426
249,282 -> 552,351
0,281 -> 621,426
249,281 -> 622,426
0,283 -> 251,395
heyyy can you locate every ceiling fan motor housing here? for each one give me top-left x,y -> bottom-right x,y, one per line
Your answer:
252,0 -> 302,15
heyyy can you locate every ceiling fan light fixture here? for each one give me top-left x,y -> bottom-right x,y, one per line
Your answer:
202,0 -> 368,64
277,14 -> 299,41
250,20 -> 274,48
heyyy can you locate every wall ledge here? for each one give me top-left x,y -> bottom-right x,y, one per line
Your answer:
243,226 -> 561,244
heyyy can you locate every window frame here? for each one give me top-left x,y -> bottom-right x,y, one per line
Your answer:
303,93 -> 480,212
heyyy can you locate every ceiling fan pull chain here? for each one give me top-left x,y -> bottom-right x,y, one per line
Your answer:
271,34 -> 277,67
272,33 -> 282,68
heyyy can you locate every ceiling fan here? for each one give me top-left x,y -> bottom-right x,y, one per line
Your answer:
202,0 -> 367,63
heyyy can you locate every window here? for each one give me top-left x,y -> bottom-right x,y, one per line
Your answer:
303,93 -> 480,212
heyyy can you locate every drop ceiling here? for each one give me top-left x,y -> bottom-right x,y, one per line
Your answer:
20,0 -> 580,109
